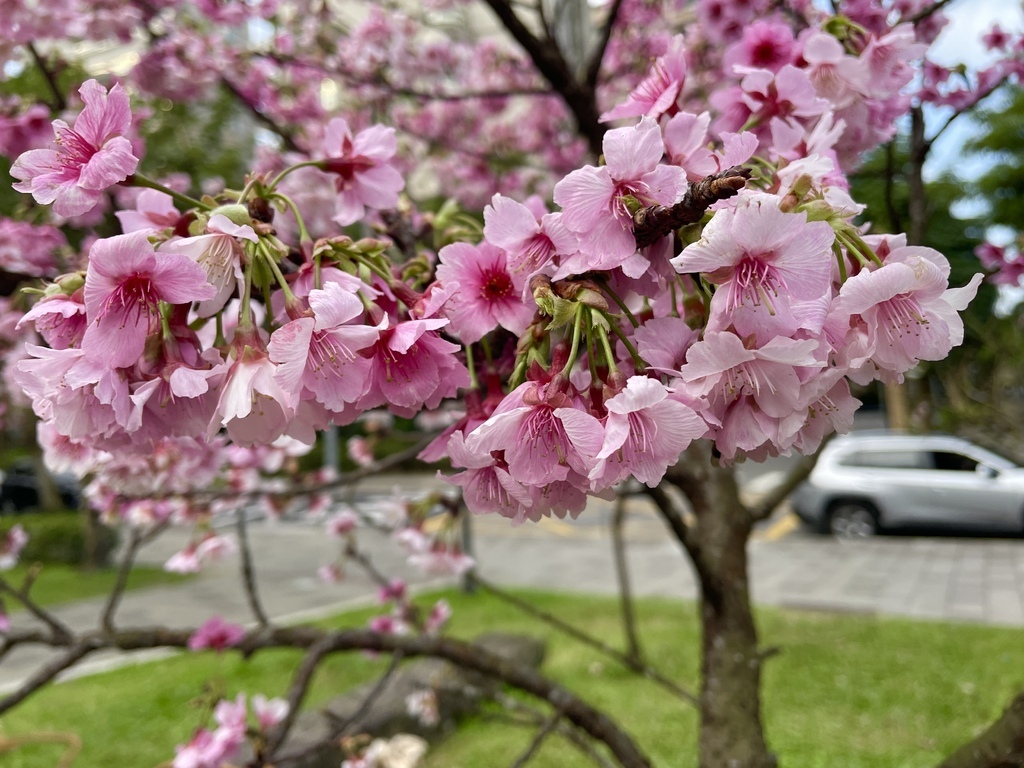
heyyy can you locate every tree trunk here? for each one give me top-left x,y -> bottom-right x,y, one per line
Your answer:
936,692 -> 1024,768
693,466 -> 775,768
653,445 -> 776,768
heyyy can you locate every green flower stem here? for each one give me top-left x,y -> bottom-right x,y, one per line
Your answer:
262,243 -> 297,305
585,312 -> 600,385
596,322 -> 621,376
130,173 -> 210,211
270,193 -> 313,247
833,242 -> 848,283
509,352 -> 529,390
351,253 -> 395,285
237,255 -> 256,334
465,343 -> 479,390
607,318 -> 646,373
564,304 -> 585,377
603,285 -> 640,328
266,160 -> 324,194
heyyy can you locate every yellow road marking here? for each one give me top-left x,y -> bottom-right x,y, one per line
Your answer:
756,511 -> 799,542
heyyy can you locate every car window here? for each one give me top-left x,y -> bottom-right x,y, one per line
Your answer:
930,451 -> 979,472
838,450 -> 930,469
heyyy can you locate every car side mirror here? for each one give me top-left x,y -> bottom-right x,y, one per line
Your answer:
978,465 -> 1000,479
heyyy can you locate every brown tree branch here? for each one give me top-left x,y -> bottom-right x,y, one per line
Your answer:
1,625 -> 653,767
632,166 -> 752,250
494,693 -> 618,768
220,76 -> 302,154
747,436 -> 832,522
101,530 -> 143,634
26,43 -> 66,112
0,574 -> 73,643
0,641 -> 97,714
585,0 -> 625,92
236,506 -> 270,628
906,0 -> 955,24
474,575 -> 697,706
264,635 -> 339,757
479,0 -> 605,157
509,707 -> 564,768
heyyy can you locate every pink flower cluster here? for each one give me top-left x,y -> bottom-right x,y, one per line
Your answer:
173,692 -> 288,768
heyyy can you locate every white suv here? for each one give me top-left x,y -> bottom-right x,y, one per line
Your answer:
790,432 -> 1024,538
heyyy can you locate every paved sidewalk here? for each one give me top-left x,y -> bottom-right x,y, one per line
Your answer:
3,497 -> 1024,694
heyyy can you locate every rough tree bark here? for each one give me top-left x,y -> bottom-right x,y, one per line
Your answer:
650,443 -> 777,768
936,692 -> 1024,768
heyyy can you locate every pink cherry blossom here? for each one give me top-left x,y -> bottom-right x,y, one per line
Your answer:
601,34 -> 687,122
465,380 -> 604,487
671,194 -> 835,338
590,377 -> 708,489
356,315 -> 469,416
444,430 -> 534,523
115,189 -> 181,233
723,20 -> 795,73
188,616 -> 247,652
163,213 -> 258,318
17,292 -> 87,350
82,231 -> 216,368
11,80 -> 139,217
0,525 -> 28,570
482,194 -> 577,276
425,599 -> 451,633
252,694 -> 289,731
0,218 -> 64,277
319,118 -> 405,226
836,248 -> 983,377
554,117 -> 687,270
268,281 -> 379,411
435,241 -> 534,343
326,509 -> 359,536
211,337 -> 295,447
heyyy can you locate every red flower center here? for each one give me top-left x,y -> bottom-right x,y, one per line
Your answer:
480,267 -> 513,301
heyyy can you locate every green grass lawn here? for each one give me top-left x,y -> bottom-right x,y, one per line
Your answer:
1,563 -> 191,611
1,590 -> 1021,768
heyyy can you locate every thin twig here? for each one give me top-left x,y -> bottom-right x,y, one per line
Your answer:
494,693 -> 617,768
0,575 -> 73,643
474,576 -> 697,706
328,652 -> 405,738
220,76 -> 302,153
26,43 -> 66,111
585,0 -> 624,91
265,635 -> 337,756
0,642 -> 97,715
925,72 -> 1012,151
747,435 -> 833,522
236,506 -> 270,628
509,708 -> 564,768
610,494 -> 643,666
101,530 -> 142,634
906,0 -> 954,24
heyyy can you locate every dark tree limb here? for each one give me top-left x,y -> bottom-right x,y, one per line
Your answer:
610,493 -> 643,666
101,530 -> 142,634
0,574 -> 73,643
264,635 -> 339,757
221,76 -> 302,154
237,506 -> 270,628
936,691 -> 1024,768
0,641 -> 97,714
632,167 -> 752,250
494,693 -> 618,768
479,0 -> 605,157
474,575 -> 697,706
585,0 -> 624,92
747,436 -> 832,522
509,707 -> 564,768
0,625 -> 653,768
26,43 -> 66,112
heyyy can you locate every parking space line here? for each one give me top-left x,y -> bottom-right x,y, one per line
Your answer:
756,511 -> 800,542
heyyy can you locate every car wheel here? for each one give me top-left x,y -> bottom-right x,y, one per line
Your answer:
828,501 -> 878,540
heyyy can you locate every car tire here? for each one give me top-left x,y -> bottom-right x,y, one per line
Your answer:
827,500 -> 879,540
